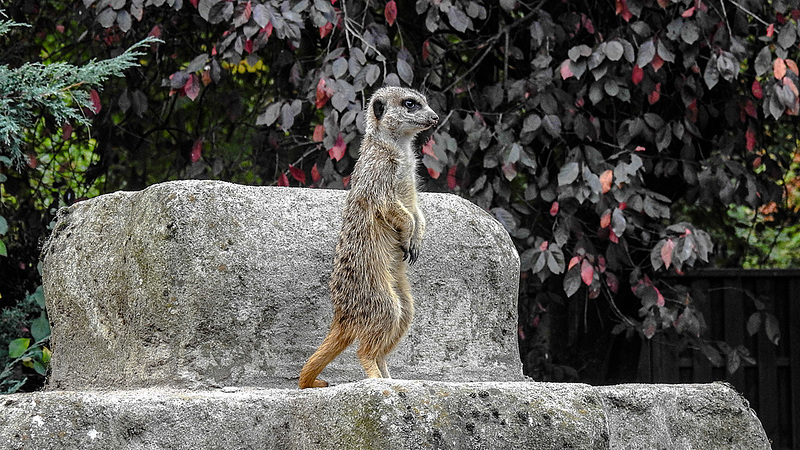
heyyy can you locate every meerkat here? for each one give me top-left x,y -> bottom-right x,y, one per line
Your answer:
298,86 -> 439,389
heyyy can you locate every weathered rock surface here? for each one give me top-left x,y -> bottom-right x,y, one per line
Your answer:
9,180 -> 769,450
41,180 -> 521,390
0,379 -> 768,450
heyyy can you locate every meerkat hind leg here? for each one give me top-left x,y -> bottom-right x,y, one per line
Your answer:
377,357 -> 391,378
357,345 -> 383,379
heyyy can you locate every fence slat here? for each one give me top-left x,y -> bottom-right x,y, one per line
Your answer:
756,277 -> 779,444
790,277 -> 800,450
724,277 -> 746,390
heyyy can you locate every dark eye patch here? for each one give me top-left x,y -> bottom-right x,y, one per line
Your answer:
403,99 -> 420,111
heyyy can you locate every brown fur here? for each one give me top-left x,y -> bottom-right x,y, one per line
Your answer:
299,87 -> 439,388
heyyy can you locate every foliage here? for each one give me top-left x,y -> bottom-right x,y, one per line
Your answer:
0,12 -> 155,391
1,0 -> 798,385
0,285 -> 50,394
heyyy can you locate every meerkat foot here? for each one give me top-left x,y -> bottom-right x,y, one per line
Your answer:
303,378 -> 328,388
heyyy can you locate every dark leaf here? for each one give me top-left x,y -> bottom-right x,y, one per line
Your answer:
557,162 -> 580,186
446,7 -> 472,33
754,46 -> 772,77
746,312 -> 761,336
611,208 -> 626,237
564,266 -> 581,297
636,40 -> 656,67
765,313 -> 780,345
256,102 -> 281,126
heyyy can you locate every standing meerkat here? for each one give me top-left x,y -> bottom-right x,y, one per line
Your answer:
298,86 -> 439,389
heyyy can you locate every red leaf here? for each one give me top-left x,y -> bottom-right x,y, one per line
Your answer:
189,0 -> 198,6
661,238 -> 674,269
384,0 -> 397,27
656,0 -> 669,7
687,98 -> 698,122
744,99 -> 758,118
631,65 -> 644,85
61,122 -> 73,141
655,286 -> 665,307
422,40 -> 431,61
313,124 -> 325,142
288,165 -> 306,184
609,230 -> 619,243
277,172 -> 289,187
619,202 -> 627,210
447,165 -> 458,190
560,60 -> 574,80
311,163 -> 321,183
774,58 -> 787,79
600,169 -> 613,193
767,23 -> 775,37
319,22 -> 333,38
342,175 -> 350,187
190,138 -> 202,163
328,133 -> 346,161
427,167 -> 440,179
263,22 -> 273,39
615,0 -> 633,21
651,54 -> 664,72
184,74 -> 200,101
501,163 -> 517,181
26,153 -> 37,169
648,83 -> 661,105
89,89 -> 102,114
550,201 -> 559,216
606,272 -> 619,293
786,59 -> 799,76
148,25 -> 162,38
681,6 -> 695,17
244,39 -> 254,54
539,240 -> 549,251
580,13 -> 595,34
600,210 -> 611,228
315,78 -> 331,109
422,137 -> 436,158
580,259 -> 594,285
568,256 -> 581,270
634,145 -> 646,152
746,126 -> 757,152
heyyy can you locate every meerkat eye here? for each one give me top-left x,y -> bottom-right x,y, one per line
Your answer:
403,99 -> 420,111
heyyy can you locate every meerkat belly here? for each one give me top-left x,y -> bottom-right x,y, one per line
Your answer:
330,220 -> 402,322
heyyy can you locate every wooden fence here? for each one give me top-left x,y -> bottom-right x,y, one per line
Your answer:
637,269 -> 800,449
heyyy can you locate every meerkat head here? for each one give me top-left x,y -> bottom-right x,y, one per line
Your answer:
365,87 -> 439,139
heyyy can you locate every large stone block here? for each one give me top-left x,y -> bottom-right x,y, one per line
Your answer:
41,180 -> 521,390
0,380 -> 769,449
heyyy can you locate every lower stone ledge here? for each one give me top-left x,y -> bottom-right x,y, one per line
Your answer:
0,379 -> 768,450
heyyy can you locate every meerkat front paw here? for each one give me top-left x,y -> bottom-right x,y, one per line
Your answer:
404,239 -> 421,264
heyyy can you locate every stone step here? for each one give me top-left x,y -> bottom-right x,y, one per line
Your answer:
1,380 -> 768,449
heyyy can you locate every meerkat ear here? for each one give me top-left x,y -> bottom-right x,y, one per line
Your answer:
372,99 -> 385,121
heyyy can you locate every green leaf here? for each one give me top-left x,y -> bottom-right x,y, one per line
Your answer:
29,285 -> 45,309
0,239 -> 6,257
8,338 -> 30,359
0,215 -> 7,235
31,315 -> 51,342
33,361 -> 47,376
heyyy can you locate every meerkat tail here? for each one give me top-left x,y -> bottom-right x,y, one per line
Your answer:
298,324 -> 353,389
